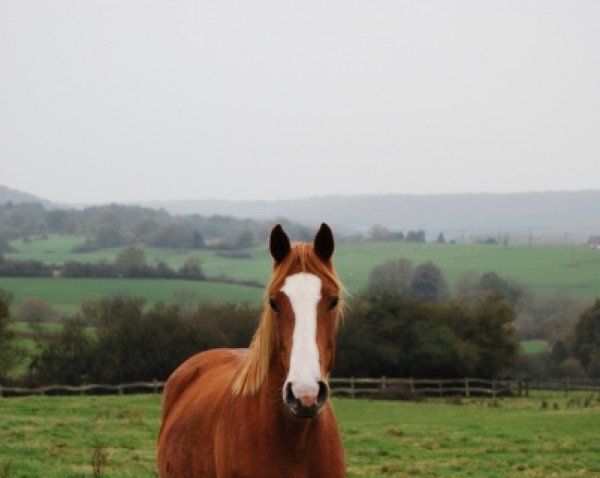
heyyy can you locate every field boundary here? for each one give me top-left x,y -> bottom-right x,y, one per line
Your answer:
0,381 -> 164,397
330,377 -> 529,398
2,377 -> 600,398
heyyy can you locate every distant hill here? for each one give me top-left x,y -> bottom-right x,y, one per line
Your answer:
138,190 -> 600,244
0,185 -> 53,208
3,184 -> 598,245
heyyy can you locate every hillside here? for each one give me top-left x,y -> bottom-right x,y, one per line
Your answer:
0,185 -> 52,207
138,190 -> 600,243
3,185 -> 599,244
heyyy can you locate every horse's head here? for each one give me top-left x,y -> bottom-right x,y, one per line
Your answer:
268,223 -> 343,419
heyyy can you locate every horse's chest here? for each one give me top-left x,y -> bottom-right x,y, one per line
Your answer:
215,424 -> 344,478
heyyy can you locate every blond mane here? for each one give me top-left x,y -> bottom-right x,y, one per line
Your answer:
231,242 -> 344,396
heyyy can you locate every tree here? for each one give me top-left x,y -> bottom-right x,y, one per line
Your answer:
408,262 -> 448,303
13,298 -> 58,324
45,209 -> 76,234
366,258 -> 413,298
235,231 -> 254,249
368,225 -> 395,242
132,218 -> 160,241
478,272 -> 527,307
31,318 -> 93,385
550,340 -> 569,363
470,293 -> 518,377
453,271 -> 481,301
191,230 -> 205,249
572,299 -> 600,377
0,231 -> 14,253
178,257 -> 205,280
93,224 -> 126,248
0,289 -> 25,382
334,292 -> 517,379
115,246 -> 151,277
406,230 -> 426,242
150,224 -> 193,248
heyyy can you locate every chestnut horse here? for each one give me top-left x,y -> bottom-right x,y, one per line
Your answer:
157,223 -> 346,477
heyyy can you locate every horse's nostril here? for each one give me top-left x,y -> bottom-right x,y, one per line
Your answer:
317,380 -> 329,405
284,382 -> 298,407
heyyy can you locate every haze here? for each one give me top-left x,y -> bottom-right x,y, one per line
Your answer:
1,1 -> 599,204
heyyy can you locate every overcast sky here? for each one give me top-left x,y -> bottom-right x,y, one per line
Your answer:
1,1 -> 599,203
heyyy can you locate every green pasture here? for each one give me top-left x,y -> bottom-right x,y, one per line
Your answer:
0,393 -> 599,477
4,236 -> 600,312
520,339 -> 551,355
6,236 -> 271,277
1,277 -> 263,316
332,241 -> 600,300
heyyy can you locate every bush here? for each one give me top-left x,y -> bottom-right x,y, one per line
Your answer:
31,297 -> 260,385
13,298 -> 58,323
335,292 -> 517,379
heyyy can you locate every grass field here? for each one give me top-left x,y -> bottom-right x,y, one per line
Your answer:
520,340 -> 551,355
0,393 -> 599,477
1,277 -> 263,316
3,237 -> 600,326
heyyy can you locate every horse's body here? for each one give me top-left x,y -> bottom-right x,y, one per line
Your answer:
157,224 -> 346,478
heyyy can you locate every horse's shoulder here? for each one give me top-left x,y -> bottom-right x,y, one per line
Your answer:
161,348 -> 247,420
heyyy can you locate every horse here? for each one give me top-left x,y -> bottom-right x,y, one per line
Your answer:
157,223 -> 346,477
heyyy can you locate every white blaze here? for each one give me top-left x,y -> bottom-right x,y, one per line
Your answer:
281,272 -> 322,400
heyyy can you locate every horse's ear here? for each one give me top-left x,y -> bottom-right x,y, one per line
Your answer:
270,224 -> 291,264
314,223 -> 334,262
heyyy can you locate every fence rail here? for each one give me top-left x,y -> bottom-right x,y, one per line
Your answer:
329,377 -> 529,399
2,377 -> 599,398
0,381 -> 164,397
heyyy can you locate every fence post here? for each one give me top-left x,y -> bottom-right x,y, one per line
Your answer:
492,380 -> 497,400
118,385 -> 124,396
350,376 -> 355,399
381,376 -> 386,391
465,378 -> 470,398
409,377 -> 414,394
154,379 -> 158,394
438,380 -> 443,398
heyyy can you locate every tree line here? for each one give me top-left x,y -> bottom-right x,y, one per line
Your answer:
1,256 -> 599,385
363,257 -> 600,380
0,246 -> 204,280
0,291 -> 518,386
0,201 -> 312,252
0,246 -> 266,289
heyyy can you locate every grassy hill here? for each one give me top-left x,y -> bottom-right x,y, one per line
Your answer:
3,235 -> 600,314
2,277 -> 263,316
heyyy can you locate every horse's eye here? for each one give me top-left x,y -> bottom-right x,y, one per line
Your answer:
269,299 -> 280,315
328,297 -> 339,310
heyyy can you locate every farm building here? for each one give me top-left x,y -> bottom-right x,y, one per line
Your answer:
587,236 -> 600,249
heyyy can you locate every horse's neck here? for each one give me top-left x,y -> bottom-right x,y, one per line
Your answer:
221,362 -> 343,476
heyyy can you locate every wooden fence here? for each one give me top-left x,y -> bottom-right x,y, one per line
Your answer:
529,378 -> 600,394
329,377 -> 530,399
3,377 -> 599,399
0,381 -> 164,397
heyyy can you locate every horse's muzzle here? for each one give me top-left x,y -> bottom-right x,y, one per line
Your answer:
284,380 -> 329,419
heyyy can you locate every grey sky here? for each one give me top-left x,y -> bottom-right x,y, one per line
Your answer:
1,1 -> 599,203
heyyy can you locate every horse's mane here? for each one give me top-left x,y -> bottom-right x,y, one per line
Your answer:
231,242 -> 344,396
